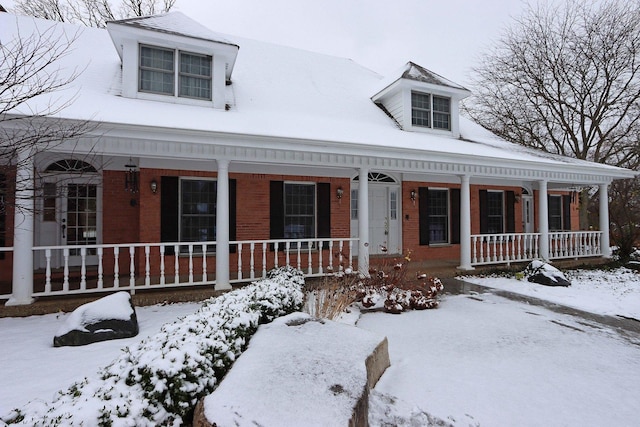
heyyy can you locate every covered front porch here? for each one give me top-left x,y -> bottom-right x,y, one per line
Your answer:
2,124 -> 623,306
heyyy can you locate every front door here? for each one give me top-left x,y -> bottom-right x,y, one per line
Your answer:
351,179 -> 401,256
37,178 -> 101,268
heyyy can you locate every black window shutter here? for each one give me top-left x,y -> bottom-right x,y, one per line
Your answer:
0,173 -> 5,260
479,189 -> 488,234
161,176 -> 179,255
317,183 -> 331,248
418,187 -> 430,245
450,188 -> 461,244
270,181 -> 284,250
229,179 -> 237,253
506,191 -> 516,233
562,194 -> 572,231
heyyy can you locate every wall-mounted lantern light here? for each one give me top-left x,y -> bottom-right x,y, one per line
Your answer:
336,187 -> 344,200
150,179 -> 158,194
410,189 -> 417,205
124,157 -> 139,193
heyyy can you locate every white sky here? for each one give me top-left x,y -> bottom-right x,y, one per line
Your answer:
173,0 -> 531,87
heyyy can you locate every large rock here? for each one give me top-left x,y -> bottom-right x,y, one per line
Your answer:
196,312 -> 389,427
524,260 -> 571,287
53,292 -> 138,347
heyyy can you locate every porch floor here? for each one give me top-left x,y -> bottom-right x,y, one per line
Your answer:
0,257 -> 610,318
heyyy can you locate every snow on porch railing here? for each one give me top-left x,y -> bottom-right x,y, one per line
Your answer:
548,231 -> 602,259
471,233 -> 540,266
471,231 -> 603,266
30,238 -> 358,298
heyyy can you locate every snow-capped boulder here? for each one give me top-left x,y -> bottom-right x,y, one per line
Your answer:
200,312 -> 389,427
53,291 -> 138,347
524,260 -> 571,287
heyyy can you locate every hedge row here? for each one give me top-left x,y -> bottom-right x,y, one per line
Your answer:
3,267 -> 304,426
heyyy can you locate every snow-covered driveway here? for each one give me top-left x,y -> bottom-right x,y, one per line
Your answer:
361,292 -> 640,426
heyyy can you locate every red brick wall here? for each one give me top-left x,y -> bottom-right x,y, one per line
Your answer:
402,181 -> 524,261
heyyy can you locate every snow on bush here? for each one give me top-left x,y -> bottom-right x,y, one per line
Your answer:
1,267 -> 304,427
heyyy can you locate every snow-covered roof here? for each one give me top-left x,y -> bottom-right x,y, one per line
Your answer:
1,12 -> 635,181
107,12 -> 237,47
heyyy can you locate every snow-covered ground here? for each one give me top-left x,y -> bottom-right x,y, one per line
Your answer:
1,267 -> 640,426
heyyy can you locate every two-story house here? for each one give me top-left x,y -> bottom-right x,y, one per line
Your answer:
0,11 -> 635,305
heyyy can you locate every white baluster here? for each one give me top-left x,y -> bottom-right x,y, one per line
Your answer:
44,249 -> 52,293
159,245 -> 166,286
80,247 -> 87,290
114,246 -> 120,287
237,243 -> 242,281
250,242 -> 256,279
97,247 -> 103,289
145,245 -> 151,286
174,245 -> 180,284
188,244 -> 194,284
202,243 -> 208,283
63,247 -> 69,292
129,246 -> 135,290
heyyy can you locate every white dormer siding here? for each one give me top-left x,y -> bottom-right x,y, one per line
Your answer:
372,62 -> 471,138
107,12 -> 239,110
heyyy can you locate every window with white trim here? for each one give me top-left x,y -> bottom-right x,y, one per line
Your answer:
139,45 -> 212,100
180,178 -> 216,244
411,91 -> 451,130
548,195 -> 563,231
428,189 -> 449,243
487,191 -> 504,234
284,183 -> 316,242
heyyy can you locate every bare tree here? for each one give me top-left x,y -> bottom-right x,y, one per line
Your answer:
1,18 -> 93,213
13,0 -> 176,28
465,0 -> 640,227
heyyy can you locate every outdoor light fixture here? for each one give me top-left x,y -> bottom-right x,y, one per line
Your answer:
336,187 -> 344,200
150,179 -> 158,194
124,157 -> 139,193
410,189 -> 417,204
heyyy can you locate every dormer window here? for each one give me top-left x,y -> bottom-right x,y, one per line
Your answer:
139,44 -> 212,100
411,91 -> 451,130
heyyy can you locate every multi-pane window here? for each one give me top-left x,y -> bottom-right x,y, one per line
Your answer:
411,91 -> 451,130
139,45 -> 212,100
284,183 -> 315,244
180,179 -> 216,244
350,189 -> 358,220
428,189 -> 449,244
432,96 -> 451,130
549,195 -> 563,231
411,92 -> 431,127
487,191 -> 504,234
179,52 -> 212,99
390,190 -> 397,220
139,45 -> 174,95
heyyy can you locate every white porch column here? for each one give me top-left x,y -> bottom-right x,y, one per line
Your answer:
357,167 -> 370,277
215,159 -> 232,290
537,180 -> 549,260
599,183 -> 611,258
7,149 -> 35,306
458,174 -> 474,270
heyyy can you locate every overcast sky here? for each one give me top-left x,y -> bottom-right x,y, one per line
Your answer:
174,0 -> 535,88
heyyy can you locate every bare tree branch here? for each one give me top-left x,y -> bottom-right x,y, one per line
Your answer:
13,0 -> 177,28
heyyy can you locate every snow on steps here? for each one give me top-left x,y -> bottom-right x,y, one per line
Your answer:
193,312 -> 390,427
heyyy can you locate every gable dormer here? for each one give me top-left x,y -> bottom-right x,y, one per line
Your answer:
372,62 -> 471,137
106,12 -> 239,109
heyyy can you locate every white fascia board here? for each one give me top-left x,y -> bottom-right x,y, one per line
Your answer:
107,22 -> 238,78
403,79 -> 471,101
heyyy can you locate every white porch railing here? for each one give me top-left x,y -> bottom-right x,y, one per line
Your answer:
21,238 -> 357,298
471,231 -> 602,266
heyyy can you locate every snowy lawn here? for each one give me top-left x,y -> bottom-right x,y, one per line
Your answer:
1,266 -> 639,426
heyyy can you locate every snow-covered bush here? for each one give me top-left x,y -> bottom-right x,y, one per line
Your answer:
2,267 -> 304,427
